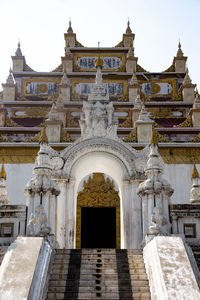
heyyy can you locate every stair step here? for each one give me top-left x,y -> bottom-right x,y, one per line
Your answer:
46,249 -> 151,300
47,291 -> 151,299
48,279 -> 149,287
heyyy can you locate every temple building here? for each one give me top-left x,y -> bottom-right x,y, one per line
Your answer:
0,21 -> 199,299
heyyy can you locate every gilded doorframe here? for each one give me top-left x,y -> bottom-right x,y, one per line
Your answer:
76,173 -> 120,248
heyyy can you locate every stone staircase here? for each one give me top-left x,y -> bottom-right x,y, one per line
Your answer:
191,245 -> 200,272
46,249 -> 151,300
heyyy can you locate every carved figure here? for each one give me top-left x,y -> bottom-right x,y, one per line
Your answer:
149,207 -> 171,236
27,204 -> 51,237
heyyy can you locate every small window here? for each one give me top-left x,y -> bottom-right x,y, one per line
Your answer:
184,223 -> 196,238
0,223 -> 14,237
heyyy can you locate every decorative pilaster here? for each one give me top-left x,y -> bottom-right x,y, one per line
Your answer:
126,47 -> 138,73
62,43 -> 73,73
0,164 -> 10,204
2,69 -> 16,101
45,101 -> 63,142
132,93 -> 142,126
173,42 -> 187,73
190,164 -> 200,204
191,90 -> 200,127
135,105 -> 154,143
137,130 -> 173,242
58,72 -> 71,102
128,72 -> 140,102
64,20 -> 76,47
182,69 -> 196,102
24,140 -> 60,236
123,20 -> 135,48
11,42 -> 25,71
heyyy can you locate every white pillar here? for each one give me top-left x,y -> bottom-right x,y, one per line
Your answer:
26,194 -> 34,224
56,180 -> 67,249
142,195 -> 148,239
66,178 -> 75,249
49,194 -> 57,235
122,180 -> 132,248
130,180 -> 143,248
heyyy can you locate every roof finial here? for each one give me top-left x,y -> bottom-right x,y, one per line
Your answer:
15,41 -> 23,56
192,164 -> 199,178
126,18 -> 132,34
0,164 -> 6,180
6,69 -> 14,85
177,39 -> 183,57
67,18 -> 73,33
98,41 -> 100,48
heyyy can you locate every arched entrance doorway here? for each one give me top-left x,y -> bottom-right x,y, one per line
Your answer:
76,173 -> 120,248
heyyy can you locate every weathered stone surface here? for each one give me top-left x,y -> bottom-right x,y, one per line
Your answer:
0,236 -> 43,300
143,236 -> 200,300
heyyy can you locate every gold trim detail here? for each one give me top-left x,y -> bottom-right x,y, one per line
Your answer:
189,133 -> 200,143
192,164 -> 199,178
76,173 -> 120,248
0,146 -> 199,164
119,110 -> 132,128
123,127 -> 137,142
12,108 -> 49,118
60,129 -> 75,142
176,115 -> 193,128
22,78 -> 60,97
150,83 -> 161,94
71,78 -> 128,101
149,108 -> 185,119
73,53 -> 126,72
5,116 -> 20,127
140,78 -> 178,100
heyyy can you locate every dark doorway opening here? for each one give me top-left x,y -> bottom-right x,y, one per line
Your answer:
81,207 -> 116,248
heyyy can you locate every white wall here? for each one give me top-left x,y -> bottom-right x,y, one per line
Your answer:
163,164 -> 194,205
4,164 -> 33,205
3,162 -> 195,206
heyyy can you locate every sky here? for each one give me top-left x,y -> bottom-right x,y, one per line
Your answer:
0,0 -> 200,89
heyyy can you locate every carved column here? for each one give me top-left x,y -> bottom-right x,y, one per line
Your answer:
56,179 -> 67,249
137,133 -> 173,242
66,178 -> 75,249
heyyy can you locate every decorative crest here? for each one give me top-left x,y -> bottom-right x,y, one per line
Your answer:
192,164 -> 199,179
95,54 -> 104,68
150,129 -> 158,146
39,126 -> 48,144
0,164 -> 6,180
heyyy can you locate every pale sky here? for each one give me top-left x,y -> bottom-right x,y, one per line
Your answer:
0,0 -> 200,89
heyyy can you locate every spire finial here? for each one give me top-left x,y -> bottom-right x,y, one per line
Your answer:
192,164 -> 199,179
15,41 -> 23,56
0,164 -> 6,180
150,128 -> 158,146
177,40 -> 183,57
67,18 -> 73,33
126,19 -> 132,34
